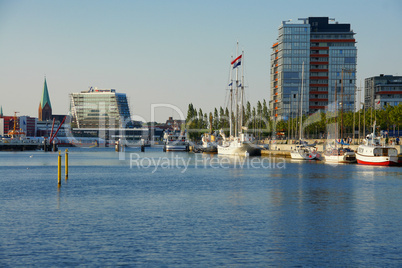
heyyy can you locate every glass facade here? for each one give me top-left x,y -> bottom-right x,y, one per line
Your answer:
270,17 -> 357,121
70,88 -> 132,129
364,75 -> 402,110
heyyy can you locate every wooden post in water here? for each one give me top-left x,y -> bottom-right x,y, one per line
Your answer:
65,149 -> 68,180
58,151 -> 61,186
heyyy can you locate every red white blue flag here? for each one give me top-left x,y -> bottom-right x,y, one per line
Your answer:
231,55 -> 242,69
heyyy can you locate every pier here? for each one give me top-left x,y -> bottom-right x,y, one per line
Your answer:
0,140 -> 54,151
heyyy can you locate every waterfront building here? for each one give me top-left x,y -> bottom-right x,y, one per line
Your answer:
0,116 -> 16,137
364,74 -> 402,110
38,78 -> 52,121
70,87 -> 132,129
165,117 -> 185,131
19,116 -> 37,137
269,17 -> 357,121
69,87 -> 147,142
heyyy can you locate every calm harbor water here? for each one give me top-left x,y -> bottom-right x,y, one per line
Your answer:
1,147 -> 401,267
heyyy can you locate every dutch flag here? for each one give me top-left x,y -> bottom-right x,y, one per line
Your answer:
231,55 -> 242,69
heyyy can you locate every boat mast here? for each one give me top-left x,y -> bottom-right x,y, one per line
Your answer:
340,69 -> 344,140
299,62 -> 304,140
229,56 -> 233,138
235,42 -> 239,138
334,80 -> 338,148
240,49 -> 244,134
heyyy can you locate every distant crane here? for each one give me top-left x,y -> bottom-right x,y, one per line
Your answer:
8,112 -> 26,139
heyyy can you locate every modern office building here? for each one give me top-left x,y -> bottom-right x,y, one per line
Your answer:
270,17 -> 357,121
364,74 -> 402,110
69,87 -> 147,142
70,87 -> 132,129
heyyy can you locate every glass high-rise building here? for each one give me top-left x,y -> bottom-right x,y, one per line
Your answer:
270,17 -> 357,121
70,87 -> 132,129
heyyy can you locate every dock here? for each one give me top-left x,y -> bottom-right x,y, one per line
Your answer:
0,141 -> 54,151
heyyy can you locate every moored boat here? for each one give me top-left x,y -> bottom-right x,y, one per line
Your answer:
290,144 -> 318,160
194,133 -> 218,153
163,130 -> 189,152
323,146 -> 356,163
356,123 -> 399,166
217,42 -> 261,157
218,132 -> 261,156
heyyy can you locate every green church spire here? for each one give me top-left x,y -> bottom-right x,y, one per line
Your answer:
0,105 -> 3,117
41,78 -> 52,109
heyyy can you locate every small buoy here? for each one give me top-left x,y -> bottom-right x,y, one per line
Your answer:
29,155 -> 33,158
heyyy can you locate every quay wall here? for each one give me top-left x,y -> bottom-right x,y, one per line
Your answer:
263,142 -> 402,154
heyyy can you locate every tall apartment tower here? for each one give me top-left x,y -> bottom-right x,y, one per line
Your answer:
270,17 -> 357,121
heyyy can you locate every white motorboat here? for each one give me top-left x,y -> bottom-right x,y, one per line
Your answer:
163,130 -> 189,152
356,123 -> 399,166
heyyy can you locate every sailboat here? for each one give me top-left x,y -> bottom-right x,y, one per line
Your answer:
323,81 -> 356,163
290,62 -> 318,160
217,43 -> 261,157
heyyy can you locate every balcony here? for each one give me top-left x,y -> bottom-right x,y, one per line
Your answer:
310,76 -> 328,80
309,98 -> 328,102
310,39 -> 356,43
309,105 -> 326,110
310,47 -> 329,50
310,54 -> 329,57
310,69 -> 328,72
309,91 -> 328,94
310,84 -> 328,87
310,61 -> 328,65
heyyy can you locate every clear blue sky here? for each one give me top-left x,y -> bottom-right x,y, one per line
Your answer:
1,0 -> 401,122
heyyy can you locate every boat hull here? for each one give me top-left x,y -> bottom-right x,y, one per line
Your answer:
324,152 -> 356,163
290,151 -> 314,160
290,147 -> 317,160
165,144 -> 189,152
217,143 -> 261,156
356,154 -> 399,166
194,145 -> 218,154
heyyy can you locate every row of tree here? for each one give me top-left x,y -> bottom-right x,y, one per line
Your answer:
185,101 -> 402,140
185,100 -> 273,140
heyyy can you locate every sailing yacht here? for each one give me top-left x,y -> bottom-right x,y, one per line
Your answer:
323,81 -> 356,163
290,62 -> 317,160
217,43 -> 261,157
